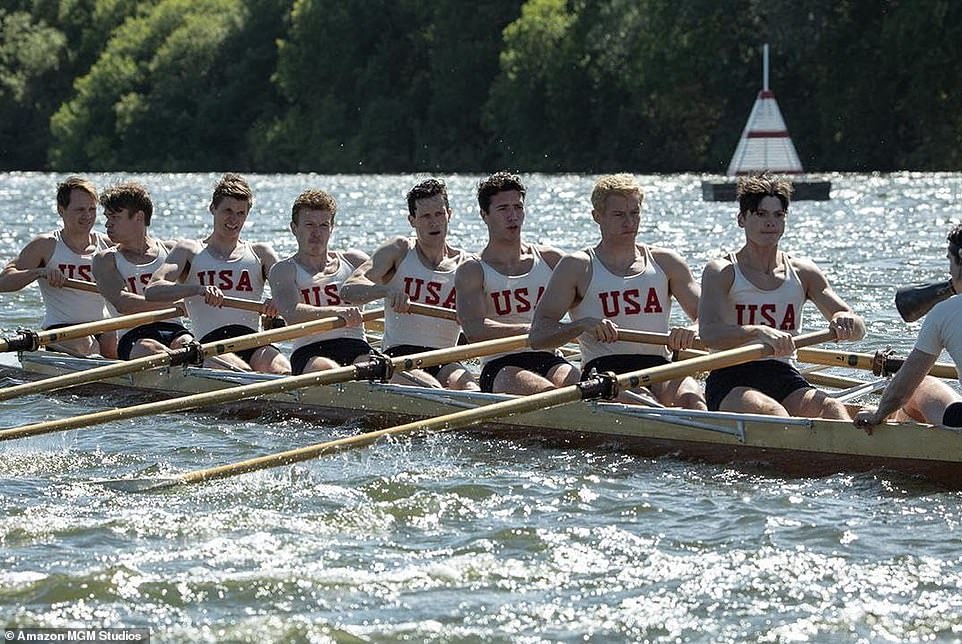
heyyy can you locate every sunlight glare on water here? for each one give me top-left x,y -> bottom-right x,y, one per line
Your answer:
1,172 -> 962,641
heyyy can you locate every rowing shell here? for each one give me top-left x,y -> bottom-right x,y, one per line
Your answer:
2,351 -> 960,488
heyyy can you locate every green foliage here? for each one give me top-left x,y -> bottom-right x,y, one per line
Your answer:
2,0 -> 961,171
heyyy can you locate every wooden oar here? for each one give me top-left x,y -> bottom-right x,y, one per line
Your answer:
0,331 -> 528,443
101,329 -> 836,492
797,347 -> 958,380
63,277 -> 268,313
0,307 -> 388,402
0,306 -> 185,353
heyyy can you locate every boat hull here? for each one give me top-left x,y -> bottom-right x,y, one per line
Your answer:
3,351 -> 960,487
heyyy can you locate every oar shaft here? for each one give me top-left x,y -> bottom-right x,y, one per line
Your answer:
0,309 -> 384,401
158,329 -> 837,489
0,306 -> 185,353
797,347 -> 959,380
0,333 -> 528,442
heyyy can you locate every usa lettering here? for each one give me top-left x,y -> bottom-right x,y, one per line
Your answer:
125,273 -> 152,293
57,263 -> 93,281
300,284 -> 342,306
491,286 -> 545,315
735,303 -> 796,330
598,288 -> 663,317
196,269 -> 254,292
402,276 -> 456,308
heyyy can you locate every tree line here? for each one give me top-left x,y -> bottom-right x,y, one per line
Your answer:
2,0 -> 960,173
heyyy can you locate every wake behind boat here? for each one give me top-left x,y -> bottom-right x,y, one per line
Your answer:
3,348 -> 961,488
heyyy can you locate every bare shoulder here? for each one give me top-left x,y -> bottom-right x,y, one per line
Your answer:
535,243 -> 565,267
649,246 -> 693,270
557,249 -> 591,271
456,256 -> 484,281
343,248 -> 370,269
268,256 -> 296,280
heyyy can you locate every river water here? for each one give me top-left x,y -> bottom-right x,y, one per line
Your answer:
1,172 -> 961,642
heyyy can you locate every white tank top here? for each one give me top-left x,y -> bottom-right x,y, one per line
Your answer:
290,252 -> 365,350
479,244 -> 553,364
727,251 -> 805,362
185,241 -> 264,339
113,239 -> 186,342
570,246 -> 671,362
39,230 -> 111,328
383,240 -> 466,349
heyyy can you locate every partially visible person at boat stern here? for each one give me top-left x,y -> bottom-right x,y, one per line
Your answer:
268,188 -> 373,375
92,182 -> 194,360
144,173 -> 290,374
853,225 -> 962,433
0,176 -> 117,358
529,173 -> 704,408
698,172 -> 863,419
455,171 -> 579,395
341,178 -> 478,390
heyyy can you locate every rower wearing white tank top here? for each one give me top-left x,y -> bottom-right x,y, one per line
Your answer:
529,173 -> 704,409
144,173 -> 290,374
698,172 -> 864,419
341,178 -> 478,390
0,176 -> 117,358
92,182 -> 193,360
455,172 -> 579,395
269,189 -> 372,376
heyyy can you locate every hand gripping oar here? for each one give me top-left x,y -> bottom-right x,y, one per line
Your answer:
0,307 -> 384,402
62,277 -> 269,313
0,329 -> 528,443
101,328 -> 836,492
796,347 -> 958,380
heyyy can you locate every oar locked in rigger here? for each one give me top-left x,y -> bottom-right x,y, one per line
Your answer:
100,329 -> 838,493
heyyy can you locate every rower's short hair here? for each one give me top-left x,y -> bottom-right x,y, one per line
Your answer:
56,176 -> 97,209
947,224 -> 962,262
406,179 -> 449,217
736,171 -> 793,215
477,171 -> 526,214
211,173 -> 254,208
291,189 -> 337,225
591,173 -> 644,212
99,182 -> 154,225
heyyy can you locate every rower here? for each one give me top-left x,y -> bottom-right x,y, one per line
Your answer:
144,173 -> 290,374
529,173 -> 705,408
455,171 -> 579,394
267,189 -> 373,375
0,176 -> 117,358
341,178 -> 478,390
92,182 -> 194,360
698,171 -> 863,418
854,225 -> 962,431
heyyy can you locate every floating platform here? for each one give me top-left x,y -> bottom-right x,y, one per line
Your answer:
701,180 -> 831,202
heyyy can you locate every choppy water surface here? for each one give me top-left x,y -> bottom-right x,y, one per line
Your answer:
1,172 -> 962,642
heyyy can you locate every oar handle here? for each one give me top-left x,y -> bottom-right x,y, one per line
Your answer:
616,329 -> 707,351
406,302 -> 458,320
65,276 -> 266,313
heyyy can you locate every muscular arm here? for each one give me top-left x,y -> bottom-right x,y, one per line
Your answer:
0,236 -> 55,292
529,253 -> 594,350
455,259 -> 531,342
340,237 -> 406,305
538,244 -> 566,269
795,257 -> 865,341
855,348 -> 937,426
144,241 -> 201,301
267,259 -> 363,325
92,250 -> 175,314
655,248 -> 700,324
